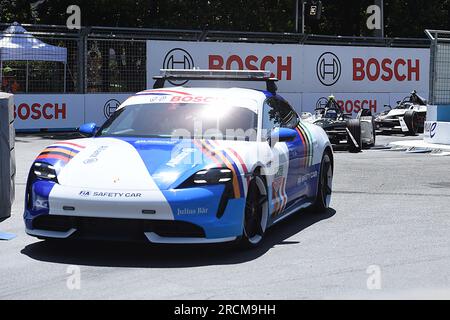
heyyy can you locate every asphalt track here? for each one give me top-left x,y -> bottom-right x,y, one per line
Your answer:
1,133 -> 449,299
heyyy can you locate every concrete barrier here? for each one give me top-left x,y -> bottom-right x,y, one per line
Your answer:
424,105 -> 450,145
0,93 -> 15,222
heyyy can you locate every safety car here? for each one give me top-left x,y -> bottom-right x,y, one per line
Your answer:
24,69 -> 334,247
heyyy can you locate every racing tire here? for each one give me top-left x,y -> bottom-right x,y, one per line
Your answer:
346,119 -> 362,153
367,116 -> 376,148
404,110 -> 418,136
239,174 -> 269,248
311,151 -> 333,213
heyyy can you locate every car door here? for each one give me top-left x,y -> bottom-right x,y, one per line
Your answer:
262,98 -> 290,219
262,97 -> 307,218
271,97 -> 308,207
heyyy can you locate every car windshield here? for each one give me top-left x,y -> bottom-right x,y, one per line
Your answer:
97,102 -> 258,141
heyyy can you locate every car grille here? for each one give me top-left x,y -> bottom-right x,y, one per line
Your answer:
32,215 -> 206,241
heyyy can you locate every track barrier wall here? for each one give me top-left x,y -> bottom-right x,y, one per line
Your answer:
0,24 -> 431,130
0,93 -> 15,222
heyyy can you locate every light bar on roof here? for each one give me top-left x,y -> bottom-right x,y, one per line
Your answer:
159,69 -> 274,80
153,69 -> 278,93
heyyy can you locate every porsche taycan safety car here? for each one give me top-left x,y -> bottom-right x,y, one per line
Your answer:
24,69 -> 334,247
301,96 -> 375,152
375,90 -> 427,135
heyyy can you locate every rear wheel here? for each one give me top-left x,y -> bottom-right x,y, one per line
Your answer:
368,116 -> 376,147
346,119 -> 362,152
240,175 -> 269,248
312,151 -> 333,213
404,110 -> 418,136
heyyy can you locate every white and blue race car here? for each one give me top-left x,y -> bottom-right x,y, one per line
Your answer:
24,70 -> 334,247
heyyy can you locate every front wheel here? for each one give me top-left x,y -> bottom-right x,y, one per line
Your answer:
240,175 -> 269,248
312,151 -> 333,213
346,119 -> 362,153
404,110 -> 418,136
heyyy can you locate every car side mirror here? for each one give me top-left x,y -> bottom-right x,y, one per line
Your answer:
79,123 -> 98,137
268,127 -> 297,146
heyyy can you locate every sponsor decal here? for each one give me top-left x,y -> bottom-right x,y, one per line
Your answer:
336,98 -> 377,114
298,170 -> 318,184
177,207 -> 209,215
271,175 -> 287,217
316,97 -> 328,109
83,146 -> 108,164
163,48 -> 195,85
103,99 -> 120,119
295,123 -> 314,167
167,148 -> 195,167
208,54 -> 292,80
316,52 -> 341,86
315,97 -> 378,114
78,191 -> 142,198
424,121 -> 437,138
135,90 -> 222,104
353,58 -> 420,81
14,102 -> 66,120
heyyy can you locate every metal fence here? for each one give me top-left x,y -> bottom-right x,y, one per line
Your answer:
425,29 -> 450,105
0,23 -> 432,95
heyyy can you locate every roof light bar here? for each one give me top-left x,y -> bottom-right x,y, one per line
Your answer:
153,69 -> 278,93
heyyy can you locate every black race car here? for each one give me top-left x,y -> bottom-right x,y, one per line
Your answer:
302,96 -> 376,152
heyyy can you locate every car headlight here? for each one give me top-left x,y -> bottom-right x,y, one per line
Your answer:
178,168 -> 233,187
193,168 -> 232,184
32,162 -> 58,183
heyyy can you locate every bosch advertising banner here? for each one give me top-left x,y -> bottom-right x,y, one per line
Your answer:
84,93 -> 133,125
13,94 -> 132,130
147,40 -> 430,113
13,94 -> 84,130
147,41 -> 300,93
303,45 -> 429,93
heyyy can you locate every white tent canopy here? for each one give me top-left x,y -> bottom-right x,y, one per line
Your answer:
0,22 -> 67,92
0,23 -> 67,62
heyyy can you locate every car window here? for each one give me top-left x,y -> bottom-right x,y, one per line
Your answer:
97,102 -> 258,141
262,97 -> 298,131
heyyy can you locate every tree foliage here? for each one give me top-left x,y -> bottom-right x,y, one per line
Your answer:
0,0 -> 449,37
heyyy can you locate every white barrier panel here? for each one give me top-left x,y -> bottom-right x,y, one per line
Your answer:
84,93 -> 133,125
424,105 -> 450,145
146,40 -> 430,96
302,46 -> 429,93
13,94 -> 134,129
424,121 -> 450,145
0,93 -> 15,222
13,94 -> 84,129
147,41 -> 301,92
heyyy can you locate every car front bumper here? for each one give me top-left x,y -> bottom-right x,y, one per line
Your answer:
24,181 -> 245,244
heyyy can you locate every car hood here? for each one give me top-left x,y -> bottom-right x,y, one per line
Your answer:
35,137 -> 219,190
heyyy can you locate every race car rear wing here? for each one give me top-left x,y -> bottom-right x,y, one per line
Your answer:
153,69 -> 278,94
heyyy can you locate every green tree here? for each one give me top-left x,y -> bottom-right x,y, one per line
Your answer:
0,0 -> 449,38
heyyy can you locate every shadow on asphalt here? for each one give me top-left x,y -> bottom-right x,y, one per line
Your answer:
21,208 -> 336,268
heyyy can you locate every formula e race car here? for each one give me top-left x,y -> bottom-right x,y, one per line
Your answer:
374,91 -> 427,135
301,96 -> 375,152
24,69 -> 334,247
